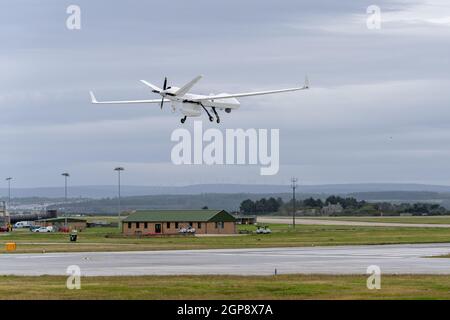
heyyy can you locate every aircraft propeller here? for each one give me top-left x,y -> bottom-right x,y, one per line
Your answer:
148,77 -> 172,109
160,77 -> 168,109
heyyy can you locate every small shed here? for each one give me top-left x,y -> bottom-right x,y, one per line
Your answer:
233,215 -> 257,225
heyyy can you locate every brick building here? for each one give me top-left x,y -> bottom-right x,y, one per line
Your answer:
122,210 -> 236,236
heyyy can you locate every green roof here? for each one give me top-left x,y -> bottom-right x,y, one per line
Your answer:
123,210 -> 236,223
37,217 -> 87,223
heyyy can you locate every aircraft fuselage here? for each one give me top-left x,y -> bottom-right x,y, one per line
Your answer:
161,86 -> 240,117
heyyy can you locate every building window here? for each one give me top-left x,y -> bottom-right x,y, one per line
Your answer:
215,222 -> 224,229
167,222 -> 170,228
136,222 -> 140,228
175,222 -> 179,229
198,222 -> 202,229
128,222 -> 131,229
144,222 -> 148,229
189,222 -> 193,227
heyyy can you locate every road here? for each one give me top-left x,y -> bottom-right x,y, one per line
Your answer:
258,217 -> 450,228
1,243 -> 450,276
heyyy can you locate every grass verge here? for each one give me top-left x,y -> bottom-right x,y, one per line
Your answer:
1,274 -> 450,300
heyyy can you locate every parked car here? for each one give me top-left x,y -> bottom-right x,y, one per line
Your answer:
14,221 -> 32,229
178,226 -> 196,234
187,227 -> 196,234
256,226 -> 272,234
33,226 -> 53,233
29,225 -> 41,232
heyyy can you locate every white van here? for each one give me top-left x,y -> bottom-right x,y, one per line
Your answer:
13,221 -> 32,229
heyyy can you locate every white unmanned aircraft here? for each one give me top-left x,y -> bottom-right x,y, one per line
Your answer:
90,75 -> 309,124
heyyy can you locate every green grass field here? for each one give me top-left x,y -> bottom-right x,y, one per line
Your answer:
1,274 -> 450,299
299,216 -> 450,224
2,223 -> 450,254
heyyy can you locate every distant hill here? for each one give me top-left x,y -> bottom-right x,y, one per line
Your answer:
44,190 -> 450,214
4,183 -> 450,199
47,193 -> 299,214
349,191 -> 448,201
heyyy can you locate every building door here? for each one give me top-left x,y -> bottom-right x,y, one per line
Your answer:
155,223 -> 161,234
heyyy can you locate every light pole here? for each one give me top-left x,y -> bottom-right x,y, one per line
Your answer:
291,177 -> 298,229
5,177 -> 12,209
61,173 -> 70,227
114,167 -> 124,231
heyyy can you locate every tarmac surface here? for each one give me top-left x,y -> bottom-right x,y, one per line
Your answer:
1,243 -> 450,276
258,217 -> 450,228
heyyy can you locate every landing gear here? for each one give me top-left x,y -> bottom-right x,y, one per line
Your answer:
200,103 -> 214,122
180,116 -> 187,124
212,107 -> 220,123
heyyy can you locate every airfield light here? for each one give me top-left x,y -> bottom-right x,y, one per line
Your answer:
61,172 -> 70,227
5,177 -> 12,209
114,167 -> 125,231
291,177 -> 298,229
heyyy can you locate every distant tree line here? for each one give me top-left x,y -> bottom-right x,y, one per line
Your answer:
240,197 -> 283,214
240,196 -> 449,216
301,195 -> 367,209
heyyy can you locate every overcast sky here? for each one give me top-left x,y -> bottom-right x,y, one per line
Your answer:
1,0 -> 450,188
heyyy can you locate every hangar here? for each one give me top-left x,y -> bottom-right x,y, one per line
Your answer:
122,210 -> 236,236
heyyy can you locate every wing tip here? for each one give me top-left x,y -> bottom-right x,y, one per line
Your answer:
304,75 -> 310,89
89,91 -> 98,103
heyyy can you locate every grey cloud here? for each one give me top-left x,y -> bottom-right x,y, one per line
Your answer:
1,0 -> 450,187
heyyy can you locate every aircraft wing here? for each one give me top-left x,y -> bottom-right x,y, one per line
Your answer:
192,77 -> 309,101
90,91 -> 165,104
174,75 -> 203,96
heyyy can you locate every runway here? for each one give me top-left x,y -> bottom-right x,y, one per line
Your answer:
1,243 -> 450,276
258,217 -> 450,228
